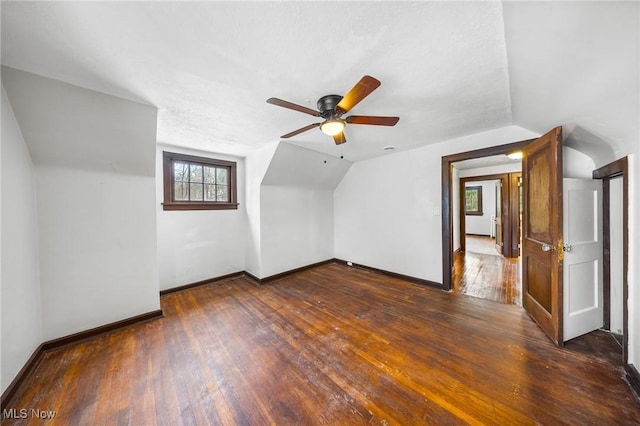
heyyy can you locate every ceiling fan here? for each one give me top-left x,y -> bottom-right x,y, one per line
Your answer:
266,75 -> 399,145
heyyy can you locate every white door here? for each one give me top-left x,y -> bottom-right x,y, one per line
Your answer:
563,178 -> 603,342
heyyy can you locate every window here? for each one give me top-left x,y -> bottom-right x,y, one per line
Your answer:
162,151 -> 238,210
465,186 -> 483,216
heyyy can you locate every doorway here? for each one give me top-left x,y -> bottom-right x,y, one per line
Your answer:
443,143 -> 630,365
454,171 -> 523,305
593,157 -> 629,365
440,139 -> 533,292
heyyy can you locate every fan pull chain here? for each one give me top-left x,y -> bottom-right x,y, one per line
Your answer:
323,137 -> 328,164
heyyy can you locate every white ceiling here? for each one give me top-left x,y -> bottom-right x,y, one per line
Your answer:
1,2 -> 637,164
454,154 -> 520,171
502,1 -> 639,164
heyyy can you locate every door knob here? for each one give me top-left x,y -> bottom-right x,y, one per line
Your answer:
541,244 -> 555,252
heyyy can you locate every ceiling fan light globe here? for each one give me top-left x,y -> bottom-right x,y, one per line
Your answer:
320,119 -> 345,136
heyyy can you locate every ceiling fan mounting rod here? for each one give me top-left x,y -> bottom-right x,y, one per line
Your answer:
317,94 -> 343,118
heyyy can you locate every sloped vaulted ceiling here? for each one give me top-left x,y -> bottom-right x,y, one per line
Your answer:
1,2 -> 637,163
2,66 -> 158,176
503,1 -> 639,166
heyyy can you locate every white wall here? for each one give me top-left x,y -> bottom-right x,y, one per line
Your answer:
156,145 -> 246,290
260,186 -> 334,277
334,125 -> 539,283
244,142 -> 279,278
563,146 -> 595,179
465,180 -> 498,236
36,166 -> 159,340
1,86 -> 43,393
2,68 -> 160,341
334,147 -> 438,280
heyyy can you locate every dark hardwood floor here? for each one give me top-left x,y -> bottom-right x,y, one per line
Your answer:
4,263 -> 639,425
453,239 -> 522,306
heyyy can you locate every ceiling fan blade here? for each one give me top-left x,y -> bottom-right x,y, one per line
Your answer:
281,123 -> 320,138
333,132 -> 346,145
346,115 -> 400,126
335,75 -> 381,115
267,98 -> 320,117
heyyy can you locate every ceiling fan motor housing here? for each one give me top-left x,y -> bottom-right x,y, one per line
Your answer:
317,94 -> 343,118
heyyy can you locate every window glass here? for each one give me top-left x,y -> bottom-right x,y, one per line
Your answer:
163,151 -> 238,211
465,186 -> 483,215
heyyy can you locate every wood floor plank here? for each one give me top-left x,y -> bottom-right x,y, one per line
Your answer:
453,248 -> 522,306
3,263 -> 639,425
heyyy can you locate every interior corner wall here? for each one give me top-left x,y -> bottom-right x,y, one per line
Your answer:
244,142 -> 279,278
260,185 -> 334,278
257,143 -> 351,278
1,85 -> 43,393
334,126 -> 539,283
156,145 -> 246,290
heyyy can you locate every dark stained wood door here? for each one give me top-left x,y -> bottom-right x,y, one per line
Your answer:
522,127 -> 563,346
494,181 -> 503,255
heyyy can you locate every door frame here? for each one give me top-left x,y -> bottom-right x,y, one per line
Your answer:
459,174 -> 509,256
441,138 -> 535,290
509,173 -> 523,257
593,157 -> 628,364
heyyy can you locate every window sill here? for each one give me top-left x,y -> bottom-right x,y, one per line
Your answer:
465,212 -> 484,216
162,202 -> 239,211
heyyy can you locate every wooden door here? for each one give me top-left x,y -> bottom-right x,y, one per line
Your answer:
495,181 -> 503,255
522,127 -> 563,346
563,178 -> 603,341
